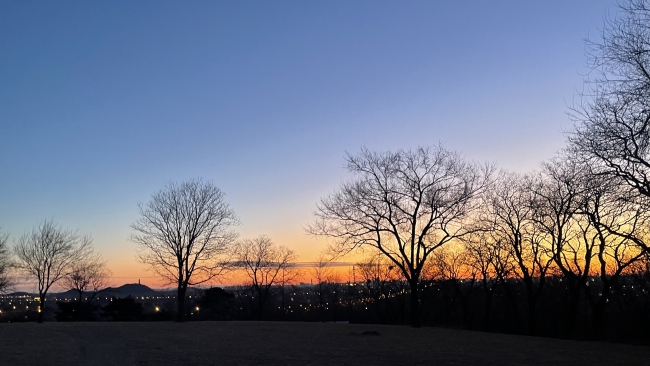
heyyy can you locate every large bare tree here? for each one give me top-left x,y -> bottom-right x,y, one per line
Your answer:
13,220 -> 92,323
309,146 -> 493,327
570,1 -> 650,241
235,235 -> 297,320
131,179 -> 238,322
531,158 -> 590,337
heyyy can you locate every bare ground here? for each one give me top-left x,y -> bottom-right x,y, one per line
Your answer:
0,321 -> 647,366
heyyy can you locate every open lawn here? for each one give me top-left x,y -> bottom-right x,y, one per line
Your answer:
0,321 -> 647,366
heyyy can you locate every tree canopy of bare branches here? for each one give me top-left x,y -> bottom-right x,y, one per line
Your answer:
13,220 -> 92,323
236,235 -> 297,319
131,179 -> 238,321
62,249 -> 111,303
481,172 -> 553,334
570,0 -> 650,205
309,146 -> 493,327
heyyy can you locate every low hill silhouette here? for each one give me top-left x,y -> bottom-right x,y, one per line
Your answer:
4,292 -> 33,297
56,283 -> 161,299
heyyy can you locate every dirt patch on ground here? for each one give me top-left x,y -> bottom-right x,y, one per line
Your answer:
0,322 -> 647,365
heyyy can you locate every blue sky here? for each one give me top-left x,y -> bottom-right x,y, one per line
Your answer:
0,1 -> 618,285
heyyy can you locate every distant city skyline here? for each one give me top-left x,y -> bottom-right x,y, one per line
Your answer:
0,1 -> 618,289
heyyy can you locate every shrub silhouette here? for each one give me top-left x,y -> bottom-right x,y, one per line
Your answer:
198,287 -> 235,320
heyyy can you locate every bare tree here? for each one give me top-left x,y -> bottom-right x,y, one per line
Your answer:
236,235 -> 297,319
357,253 -> 402,323
532,158 -> 588,337
309,146 -> 493,327
13,220 -> 92,323
463,232 -> 513,331
430,244 -> 477,328
576,173 -> 649,337
482,172 -> 553,335
62,250 -> 111,303
569,1 -> 650,244
0,229 -> 13,294
131,179 -> 238,322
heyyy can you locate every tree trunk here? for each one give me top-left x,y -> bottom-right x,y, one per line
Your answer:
526,299 -> 537,336
454,281 -> 472,329
38,295 -> 46,323
176,285 -> 187,322
409,278 -> 421,328
566,284 -> 581,338
257,294 -> 264,320
76,290 -> 85,319
461,295 -> 471,329
281,284 -> 286,321
523,278 -> 536,335
483,292 -> 493,331
502,281 -> 521,333
319,284 -> 325,322
591,282 -> 612,339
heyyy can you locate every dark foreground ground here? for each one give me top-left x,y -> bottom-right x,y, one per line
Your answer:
0,321 -> 648,366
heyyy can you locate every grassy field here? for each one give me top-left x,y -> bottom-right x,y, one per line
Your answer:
0,321 -> 648,366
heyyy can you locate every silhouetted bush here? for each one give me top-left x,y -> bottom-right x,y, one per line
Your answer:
197,287 -> 235,320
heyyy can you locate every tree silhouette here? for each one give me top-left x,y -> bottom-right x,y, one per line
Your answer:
236,235 -> 297,319
131,179 -> 238,322
13,220 -> 92,323
309,146 -> 493,327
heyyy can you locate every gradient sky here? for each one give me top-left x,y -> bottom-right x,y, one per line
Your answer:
0,1 -> 618,287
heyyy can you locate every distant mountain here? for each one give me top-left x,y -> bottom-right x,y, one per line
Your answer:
53,283 -> 161,299
6,284 -> 210,300
100,283 -> 161,298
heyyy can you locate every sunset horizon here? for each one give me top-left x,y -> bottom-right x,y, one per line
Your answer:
2,1 -> 650,362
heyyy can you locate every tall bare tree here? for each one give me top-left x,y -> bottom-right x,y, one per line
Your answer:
576,172 -> 649,337
236,235 -> 297,319
309,146 -> 493,327
131,179 -> 238,322
532,158 -> 587,337
570,1 -> 650,251
0,228 -> 13,294
13,220 -> 92,323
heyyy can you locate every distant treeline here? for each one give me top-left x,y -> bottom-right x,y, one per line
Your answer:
209,265 -> 650,343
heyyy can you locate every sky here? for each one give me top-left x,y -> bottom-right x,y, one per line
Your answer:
0,0 -> 619,288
